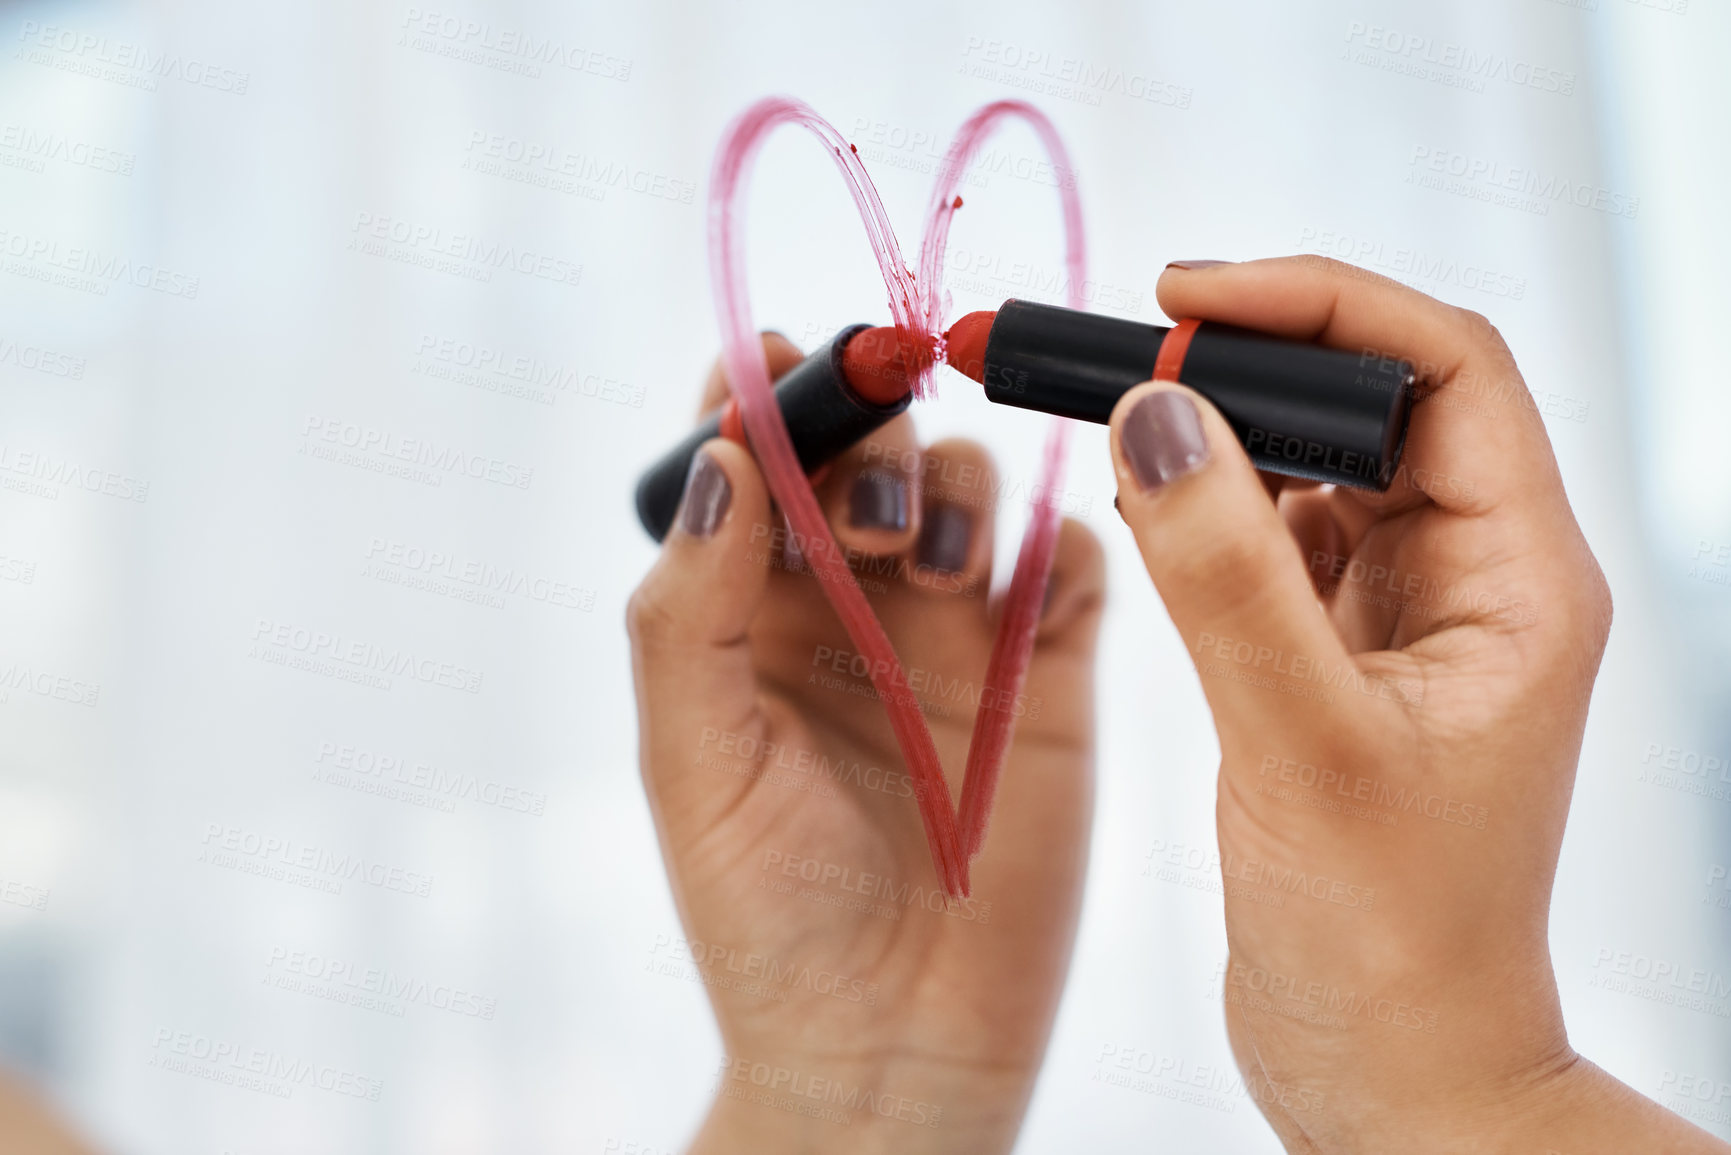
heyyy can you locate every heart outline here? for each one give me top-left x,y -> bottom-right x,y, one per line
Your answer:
706,96 -> 1087,896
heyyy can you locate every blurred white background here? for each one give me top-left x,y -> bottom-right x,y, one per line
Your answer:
0,0 -> 1726,1151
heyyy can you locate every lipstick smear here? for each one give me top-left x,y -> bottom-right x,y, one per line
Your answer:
707,97 -> 1086,896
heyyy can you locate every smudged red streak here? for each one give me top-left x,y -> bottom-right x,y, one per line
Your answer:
707,97 -> 1087,896
841,325 -> 932,405
923,104 -> 1086,866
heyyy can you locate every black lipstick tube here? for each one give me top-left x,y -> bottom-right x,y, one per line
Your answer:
635,324 -> 910,541
635,302 -> 1417,540
980,299 -> 1414,489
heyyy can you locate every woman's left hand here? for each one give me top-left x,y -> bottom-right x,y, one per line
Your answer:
628,332 -> 1106,1153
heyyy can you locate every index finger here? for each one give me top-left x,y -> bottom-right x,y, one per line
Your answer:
1156,256 -> 1567,517
696,331 -> 806,418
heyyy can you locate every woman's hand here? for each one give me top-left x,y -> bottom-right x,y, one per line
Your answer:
627,335 -> 1104,1153
1109,256 -> 1728,1153
0,1073 -> 96,1154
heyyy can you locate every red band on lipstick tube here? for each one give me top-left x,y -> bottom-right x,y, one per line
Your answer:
1153,317 -> 1200,383
960,299 -> 1414,489
717,399 -> 746,444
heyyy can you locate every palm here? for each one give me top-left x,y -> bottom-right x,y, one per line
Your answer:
663,517 -> 1101,1079
1212,456 -> 1599,1145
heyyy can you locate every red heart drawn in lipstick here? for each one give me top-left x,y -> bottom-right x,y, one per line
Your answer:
707,97 -> 1087,897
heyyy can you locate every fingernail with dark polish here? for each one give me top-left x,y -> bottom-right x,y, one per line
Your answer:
917,504 -> 972,573
1122,392 -> 1209,492
1166,259 -> 1230,270
679,450 -> 732,538
850,470 -> 909,532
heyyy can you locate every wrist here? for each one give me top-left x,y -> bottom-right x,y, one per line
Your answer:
690,1050 -> 1032,1155
1320,1045 -> 1582,1155
1319,1052 -> 1726,1155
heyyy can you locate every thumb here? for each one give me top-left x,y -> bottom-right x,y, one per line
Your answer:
627,438 -> 774,809
1108,383 -> 1357,740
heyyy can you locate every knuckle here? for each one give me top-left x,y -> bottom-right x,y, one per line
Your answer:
925,436 -> 995,465
1296,253 -> 1398,292
624,581 -> 679,645
1060,517 -> 1105,567
1457,307 -> 1509,353
922,438 -> 997,502
1302,254 -> 1355,279
1584,563 -> 1614,649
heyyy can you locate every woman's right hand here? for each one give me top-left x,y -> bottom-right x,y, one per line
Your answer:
1107,256 -> 1728,1154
